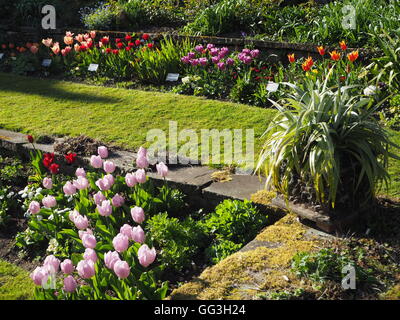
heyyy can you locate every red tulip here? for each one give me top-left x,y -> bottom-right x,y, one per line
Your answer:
142,34 -> 149,41
147,43 -> 153,49
64,153 -> 77,164
49,163 -> 60,174
125,35 -> 132,41
27,135 -> 34,143
117,42 -> 124,49
135,39 -> 141,46
43,153 -> 55,168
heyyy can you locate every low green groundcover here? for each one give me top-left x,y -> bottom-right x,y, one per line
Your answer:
0,259 -> 35,300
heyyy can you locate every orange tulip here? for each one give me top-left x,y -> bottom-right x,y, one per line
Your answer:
347,50 -> 359,62
317,46 -> 325,56
19,47 -> 26,53
302,57 -> 314,71
64,36 -> 74,46
288,53 -> 295,63
330,51 -> 341,61
339,41 -> 347,51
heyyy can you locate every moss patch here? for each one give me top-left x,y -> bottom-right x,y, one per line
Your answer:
250,190 -> 276,206
0,260 -> 35,300
169,214 -> 321,300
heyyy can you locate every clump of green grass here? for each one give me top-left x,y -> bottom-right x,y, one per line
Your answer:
0,260 -> 35,300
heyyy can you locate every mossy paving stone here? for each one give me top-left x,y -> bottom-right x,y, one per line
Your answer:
168,214 -> 326,300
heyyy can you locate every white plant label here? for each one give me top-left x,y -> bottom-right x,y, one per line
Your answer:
0,53 -> 4,60
88,64 -> 99,72
166,73 -> 179,82
266,81 -> 279,92
42,59 -> 52,67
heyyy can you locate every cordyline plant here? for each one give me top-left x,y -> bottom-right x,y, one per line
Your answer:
25,140 -> 172,300
256,68 -> 399,210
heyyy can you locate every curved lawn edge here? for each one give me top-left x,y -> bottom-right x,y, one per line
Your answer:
0,259 -> 35,300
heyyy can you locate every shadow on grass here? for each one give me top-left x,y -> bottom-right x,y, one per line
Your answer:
0,73 -> 119,105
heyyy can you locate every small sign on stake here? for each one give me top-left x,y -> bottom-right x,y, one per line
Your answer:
0,53 -> 4,60
266,81 -> 279,92
88,64 -> 99,72
42,59 -> 52,67
166,73 -> 179,82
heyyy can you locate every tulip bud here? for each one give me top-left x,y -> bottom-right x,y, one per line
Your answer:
112,233 -> 129,253
76,260 -> 95,279
138,244 -> 156,268
60,259 -> 74,274
63,275 -> 77,293
113,260 -> 130,279
131,206 -> 145,224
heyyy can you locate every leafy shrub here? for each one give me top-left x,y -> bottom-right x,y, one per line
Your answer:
205,239 -> 242,264
146,212 -> 208,271
291,248 -> 374,284
80,2 -> 118,30
203,199 -> 268,244
10,53 -> 40,76
256,74 -> 398,210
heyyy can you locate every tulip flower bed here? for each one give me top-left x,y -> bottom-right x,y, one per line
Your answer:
0,140 -> 271,300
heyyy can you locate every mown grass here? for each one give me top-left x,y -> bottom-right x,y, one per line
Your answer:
0,260 -> 34,300
0,73 -> 399,197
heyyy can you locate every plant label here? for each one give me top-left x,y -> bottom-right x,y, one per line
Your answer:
88,64 -> 99,72
0,53 -> 4,60
42,59 -> 52,67
266,81 -> 279,92
166,73 -> 179,82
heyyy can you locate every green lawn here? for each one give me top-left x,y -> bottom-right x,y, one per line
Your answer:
0,73 -> 399,197
0,260 -> 34,300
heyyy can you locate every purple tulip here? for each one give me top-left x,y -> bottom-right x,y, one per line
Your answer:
156,162 -> 168,177
73,176 -> 89,190
104,251 -> 120,270
112,233 -> 129,253
60,259 -> 74,274
195,44 -> 204,53
75,167 -> 86,177
250,49 -> 260,58
103,160 -> 116,174
43,255 -> 60,273
63,275 -> 77,293
211,56 -> 220,64
82,233 -> 97,249
83,248 -> 98,263
112,194 -> 125,207
74,215 -> 89,230
131,225 -> 145,244
125,172 -> 137,187
135,169 -> 146,184
90,155 -> 103,169
181,56 -> 190,64
77,260 -> 95,279
138,244 -> 156,268
188,51 -> 196,59
206,43 -> 215,50
98,146 -> 108,159
113,260 -> 130,279
43,177 -> 53,189
217,62 -> 226,70
42,195 -> 57,209
210,47 -> 219,56
131,206 -> 145,224
93,191 -> 106,206
189,59 -> 200,66
28,201 -> 40,215
226,57 -> 234,66
63,181 -> 77,196
97,200 -> 112,217
199,57 -> 208,66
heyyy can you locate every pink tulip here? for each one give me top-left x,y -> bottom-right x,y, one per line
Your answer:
135,169 -> 146,184
98,146 -> 108,158
73,176 -> 89,190
97,200 -> 112,216
136,155 -> 148,169
60,259 -> 74,274
76,260 -> 95,279
63,275 -> 77,293
43,255 -> 60,273
63,181 -> 77,196
51,42 -> 60,55
112,233 -> 129,253
103,161 -> 116,173
28,201 -> 40,214
30,45 -> 39,54
90,30 -> 96,39
82,233 -> 97,249
74,43 -> 80,52
75,34 -> 84,43
226,58 -> 234,66
42,195 -> 57,208
78,229 -> 93,240
113,260 -> 130,279
83,248 -> 98,263
250,49 -> 260,58
68,209 -> 79,222
30,267 -> 48,286
43,177 -> 53,189
131,225 -> 145,244
131,206 -> 145,224
120,224 -> 133,239
75,168 -> 86,177
138,245 -> 157,268
93,191 -> 106,206
95,176 -> 113,191
104,251 -> 120,270
42,38 -> 53,47
90,155 -> 103,168
104,174 -> 115,186
112,194 -> 125,207
74,215 -> 89,230
125,172 -> 137,187
156,162 -> 168,177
